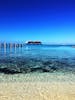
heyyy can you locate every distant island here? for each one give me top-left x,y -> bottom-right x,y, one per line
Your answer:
26,41 -> 42,44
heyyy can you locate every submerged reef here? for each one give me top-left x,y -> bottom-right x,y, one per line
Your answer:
0,57 -> 75,74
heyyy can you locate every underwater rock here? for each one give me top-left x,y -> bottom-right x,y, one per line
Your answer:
41,60 -> 68,72
43,61 -> 52,66
42,66 -> 51,72
0,67 -> 21,74
0,63 -> 7,68
0,57 -> 75,74
42,65 -> 58,72
0,63 -> 21,74
31,67 -> 43,72
20,66 -> 31,73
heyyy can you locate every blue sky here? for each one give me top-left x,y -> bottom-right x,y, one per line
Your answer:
0,0 -> 75,44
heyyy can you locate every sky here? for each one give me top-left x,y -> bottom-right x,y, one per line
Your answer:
0,0 -> 75,44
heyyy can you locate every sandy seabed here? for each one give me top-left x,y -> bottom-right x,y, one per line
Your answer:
0,72 -> 75,100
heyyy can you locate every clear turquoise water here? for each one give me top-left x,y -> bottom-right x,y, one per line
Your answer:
0,44 -> 75,58
0,44 -> 75,74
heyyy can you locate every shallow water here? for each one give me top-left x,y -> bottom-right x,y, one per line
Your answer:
0,44 -> 75,74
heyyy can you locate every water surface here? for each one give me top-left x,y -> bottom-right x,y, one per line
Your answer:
0,44 -> 75,74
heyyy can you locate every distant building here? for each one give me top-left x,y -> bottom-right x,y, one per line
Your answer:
26,41 -> 42,44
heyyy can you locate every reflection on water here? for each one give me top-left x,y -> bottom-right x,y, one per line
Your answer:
0,44 -> 75,58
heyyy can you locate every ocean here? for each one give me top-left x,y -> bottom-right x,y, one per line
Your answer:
0,44 -> 75,74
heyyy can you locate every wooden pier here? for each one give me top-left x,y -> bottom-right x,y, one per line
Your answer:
0,43 -> 24,48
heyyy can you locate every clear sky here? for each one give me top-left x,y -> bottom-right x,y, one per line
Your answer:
0,0 -> 75,44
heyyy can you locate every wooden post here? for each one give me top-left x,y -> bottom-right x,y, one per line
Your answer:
4,42 -> 6,48
10,43 -> 12,48
0,43 -> 1,48
9,43 -> 13,53
0,43 -> 1,51
14,43 -> 16,53
21,44 -> 23,47
4,42 -> 6,53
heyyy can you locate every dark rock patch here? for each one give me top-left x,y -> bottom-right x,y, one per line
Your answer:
0,57 -> 75,74
43,61 -> 52,66
0,68 -> 21,74
31,67 -> 43,73
20,67 -> 31,73
42,66 -> 58,72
